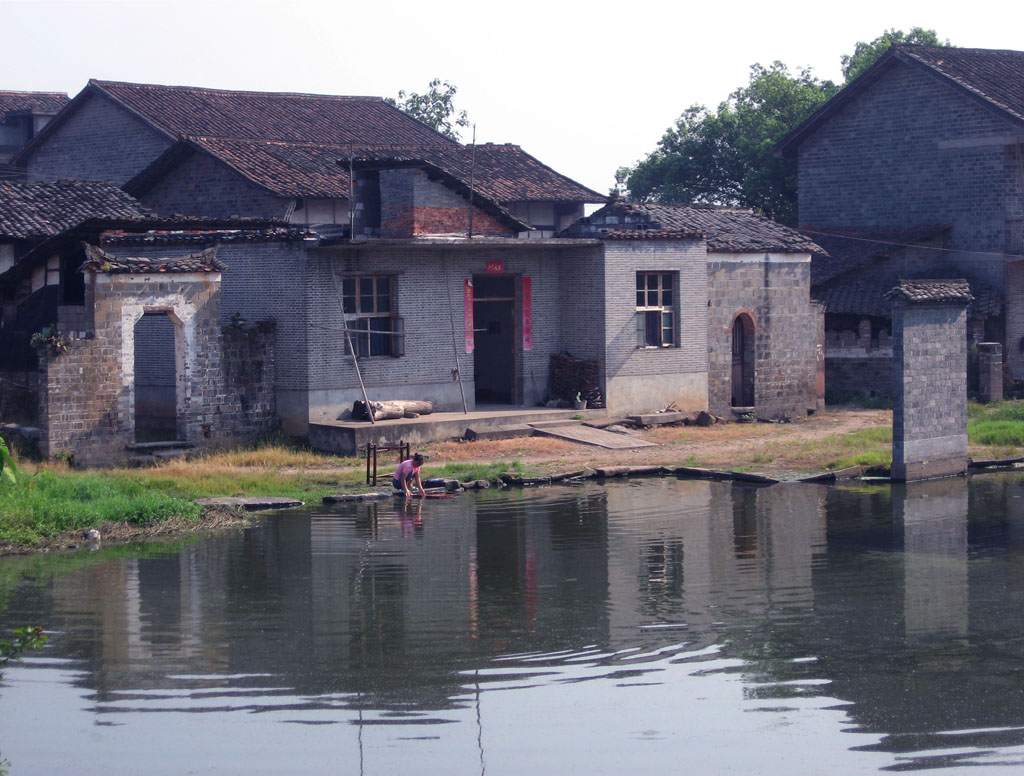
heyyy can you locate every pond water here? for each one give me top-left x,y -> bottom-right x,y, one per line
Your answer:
2,475 -> 1024,774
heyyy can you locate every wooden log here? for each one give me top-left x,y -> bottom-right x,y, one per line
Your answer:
353,400 -> 434,421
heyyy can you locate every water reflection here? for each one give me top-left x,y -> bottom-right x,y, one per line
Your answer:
2,476 -> 1024,773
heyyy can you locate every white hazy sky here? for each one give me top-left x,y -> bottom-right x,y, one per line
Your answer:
2,1 -> 1020,195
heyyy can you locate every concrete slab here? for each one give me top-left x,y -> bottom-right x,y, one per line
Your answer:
464,424 -> 535,441
310,406 -> 604,455
530,423 -> 657,450
625,411 -> 691,426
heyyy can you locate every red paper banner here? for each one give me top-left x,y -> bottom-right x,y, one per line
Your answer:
464,278 -> 474,353
522,276 -> 532,351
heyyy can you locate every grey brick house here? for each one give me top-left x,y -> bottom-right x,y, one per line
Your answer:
1,80 -> 822,462
777,45 -> 1024,393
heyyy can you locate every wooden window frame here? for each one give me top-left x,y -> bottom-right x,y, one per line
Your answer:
635,271 -> 676,348
342,275 -> 403,358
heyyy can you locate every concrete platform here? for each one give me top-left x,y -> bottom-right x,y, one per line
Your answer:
531,423 -> 658,450
309,405 -> 605,456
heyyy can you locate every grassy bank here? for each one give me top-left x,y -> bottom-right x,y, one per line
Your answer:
3,402 -> 1024,550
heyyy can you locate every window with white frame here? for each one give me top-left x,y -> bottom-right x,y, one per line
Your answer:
636,272 -> 675,348
342,275 -> 404,357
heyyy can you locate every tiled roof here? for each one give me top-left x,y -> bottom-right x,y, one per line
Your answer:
779,46 -> 1024,156
0,91 -> 69,116
561,201 -> 820,253
899,46 -> 1024,124
818,273 -> 996,317
0,180 -> 151,239
885,278 -> 974,305
91,80 -> 458,147
802,225 -> 950,286
343,144 -> 605,203
83,244 -> 225,273
101,225 -> 313,246
129,137 -> 605,207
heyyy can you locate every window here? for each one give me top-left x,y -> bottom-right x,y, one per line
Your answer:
342,276 -> 403,357
636,272 -> 675,348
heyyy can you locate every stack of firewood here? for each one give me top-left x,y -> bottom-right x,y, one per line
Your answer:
548,353 -> 605,408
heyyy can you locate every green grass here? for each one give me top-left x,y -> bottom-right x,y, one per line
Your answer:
967,401 -> 1024,447
821,426 -> 893,471
432,460 -> 524,482
0,470 -> 202,545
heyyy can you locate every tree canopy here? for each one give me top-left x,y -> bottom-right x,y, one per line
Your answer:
385,78 -> 470,142
841,27 -> 950,82
621,29 -> 949,226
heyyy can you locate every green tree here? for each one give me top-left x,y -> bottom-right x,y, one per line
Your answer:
841,27 -> 950,83
385,78 -> 470,141
622,29 -> 950,225
625,62 -> 837,224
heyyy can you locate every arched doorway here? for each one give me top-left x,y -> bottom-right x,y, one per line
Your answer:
731,313 -> 755,407
134,312 -> 179,442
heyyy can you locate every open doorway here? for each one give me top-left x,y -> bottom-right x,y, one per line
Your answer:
473,275 -> 516,404
134,312 -> 179,442
731,313 -> 755,407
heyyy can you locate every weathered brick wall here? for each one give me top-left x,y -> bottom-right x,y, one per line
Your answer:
25,92 -> 171,185
379,169 -> 516,237
105,240 -> 310,434
797,62 -> 1021,289
139,151 -> 293,219
220,321 -> 277,440
601,240 -> 709,414
892,301 -> 968,480
37,268 -> 277,466
707,255 -> 819,419
39,335 -> 128,466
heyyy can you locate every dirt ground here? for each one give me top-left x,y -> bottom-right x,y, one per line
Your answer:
422,408 -> 894,479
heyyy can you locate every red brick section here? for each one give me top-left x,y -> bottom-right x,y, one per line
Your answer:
411,206 -> 515,237
380,204 -> 516,237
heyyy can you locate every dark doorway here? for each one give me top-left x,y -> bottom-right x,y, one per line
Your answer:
134,312 -> 178,442
473,275 -> 515,404
731,314 -> 755,407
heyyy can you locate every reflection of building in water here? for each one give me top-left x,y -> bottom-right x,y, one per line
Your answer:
49,542 -> 232,688
604,479 -> 827,648
898,479 -> 968,640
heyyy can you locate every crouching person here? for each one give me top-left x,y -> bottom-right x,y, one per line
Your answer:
393,453 -> 425,498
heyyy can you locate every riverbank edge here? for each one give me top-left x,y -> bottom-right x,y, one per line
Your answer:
4,455 -> 1023,557
324,454 -> 1024,502
0,504 -> 254,557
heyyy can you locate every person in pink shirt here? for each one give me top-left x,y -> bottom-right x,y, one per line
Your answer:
392,453 -> 425,498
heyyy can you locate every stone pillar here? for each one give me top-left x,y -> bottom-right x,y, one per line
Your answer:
888,280 -> 973,482
977,342 -> 1003,403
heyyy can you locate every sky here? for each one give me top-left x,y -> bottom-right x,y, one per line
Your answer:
2,1 -> 1021,195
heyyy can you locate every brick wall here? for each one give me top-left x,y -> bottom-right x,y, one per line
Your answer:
139,150 -> 293,219
601,240 -> 709,413
379,168 -> 516,237
825,356 -> 893,399
38,267 -> 275,466
302,241 -> 599,421
707,254 -> 820,419
25,91 -> 171,185
798,63 -> 1019,248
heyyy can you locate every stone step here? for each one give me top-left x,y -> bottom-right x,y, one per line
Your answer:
464,424 -> 535,442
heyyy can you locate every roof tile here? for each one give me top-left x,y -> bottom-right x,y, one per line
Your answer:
0,180 -> 151,239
